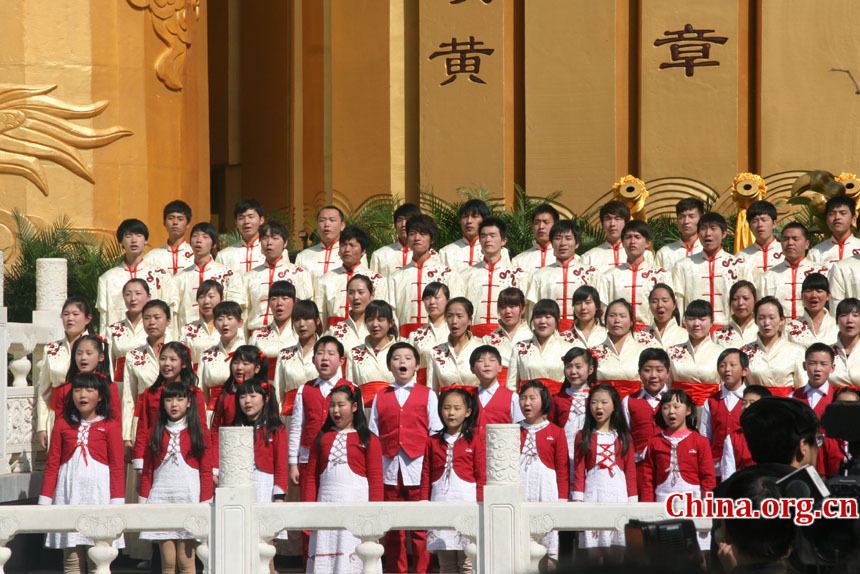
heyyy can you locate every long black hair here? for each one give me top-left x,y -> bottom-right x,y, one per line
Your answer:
148,381 -> 206,460
655,388 -> 697,431
215,345 -> 268,413
439,388 -> 477,444
151,342 -> 198,392
232,377 -> 284,443
561,347 -> 598,390
315,384 -> 371,448
63,372 -> 112,424
65,334 -> 112,382
578,383 -> 630,457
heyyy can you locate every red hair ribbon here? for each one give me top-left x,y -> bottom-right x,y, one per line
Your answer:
94,334 -> 108,344
589,350 -> 598,361
334,380 -> 357,393
260,381 -> 272,393
258,350 -> 265,361
77,371 -> 107,379
181,343 -> 193,357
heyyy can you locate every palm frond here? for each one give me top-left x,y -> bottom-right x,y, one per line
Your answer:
420,189 -> 462,250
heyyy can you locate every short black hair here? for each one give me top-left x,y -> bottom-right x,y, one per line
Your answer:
532,203 -> 560,224
836,297 -> 860,317
599,200 -> 630,222
469,345 -> 502,368
676,197 -> 705,217
233,199 -> 264,218
741,397 -> 819,464
190,222 -> 218,245
393,203 -> 421,224
117,218 -> 149,242
459,199 -> 491,219
743,385 -> 772,398
142,299 -> 170,319
549,220 -> 581,244
259,220 -> 289,241
745,200 -> 777,223
805,341 -> 835,362
801,272 -> 828,294
318,205 -> 345,221
519,380 -> 551,415
422,281 -> 450,300
268,280 -> 297,299
621,220 -> 652,242
340,225 -> 371,252
446,297 -> 474,320
780,221 -> 809,241
213,300 -> 242,320
730,280 -> 757,301
197,279 -> 223,300
163,199 -> 192,221
717,347 -> 749,370
406,214 -> 438,244
684,299 -> 714,320
531,298 -> 560,326
638,347 -> 670,371
386,341 -> 420,364
825,194 -> 856,215
497,287 -> 525,308
697,212 -> 727,233
314,335 -> 345,358
479,215 -> 507,240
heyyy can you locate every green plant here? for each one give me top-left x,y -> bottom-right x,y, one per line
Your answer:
573,210 -> 605,255
5,210 -> 122,325
344,195 -> 399,257
500,185 -> 563,256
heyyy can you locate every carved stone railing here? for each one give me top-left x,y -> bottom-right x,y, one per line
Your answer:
0,425 -> 713,574
1,257 -> 66,476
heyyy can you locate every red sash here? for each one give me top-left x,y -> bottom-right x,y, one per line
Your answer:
558,318 -> 574,332
192,362 -> 199,374
601,379 -> 642,400
518,378 -> 562,396
114,358 -> 126,382
767,386 -> 795,398
441,383 -> 477,393
327,316 -> 346,328
359,381 -> 391,408
207,385 -> 224,410
399,323 -> 422,338
267,360 -> 276,382
416,368 -> 428,387
709,325 -> 725,336
471,323 -> 499,338
497,366 -> 508,386
51,382 -> 71,412
673,381 -> 721,407
280,388 -> 298,416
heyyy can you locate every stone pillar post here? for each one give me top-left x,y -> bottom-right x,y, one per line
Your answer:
214,426 -> 256,574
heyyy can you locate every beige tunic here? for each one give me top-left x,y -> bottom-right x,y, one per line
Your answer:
482,323 -> 533,367
597,262 -> 671,327
295,240 -> 369,281
668,339 -> 725,391
369,241 -> 412,278
166,257 -> 244,326
711,321 -> 758,349
273,341 -> 319,401
105,318 -> 147,380
655,237 -> 703,271
511,241 -> 554,273
526,258 -> 599,326
178,320 -> 220,366
560,324 -> 608,349
463,259 -> 530,329
592,334 -> 651,385
36,338 -> 75,432
582,240 -> 655,269
758,258 -> 830,320
96,261 -> 171,333
807,234 -> 860,265
313,263 -> 388,328
325,317 -> 370,356
737,239 -> 784,284
785,312 -> 838,348
672,249 -> 749,325
215,237 -> 265,275
438,236 -> 510,272
407,322 -> 450,369
641,321 -> 688,349
122,343 -> 163,440
250,321 -> 298,363
143,240 -> 194,276
831,338 -> 860,388
827,255 -> 860,313
388,257 -> 462,332
197,339 -> 244,402
505,333 -> 573,391
345,338 -> 397,386
427,336 -> 483,391
243,258 -> 313,332
741,338 -> 808,391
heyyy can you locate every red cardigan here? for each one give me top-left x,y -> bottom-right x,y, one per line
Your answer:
209,382 -> 240,470
250,425 -> 289,498
139,426 -> 214,502
519,422 -> 570,500
133,384 -> 208,468
302,430 -> 384,502
52,380 -> 123,425
571,431 -> 637,500
41,416 -> 125,502
640,431 -> 716,502
420,433 -> 486,501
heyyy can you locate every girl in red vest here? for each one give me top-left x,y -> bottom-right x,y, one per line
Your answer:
40,372 -> 125,572
133,342 -> 207,473
641,389 -> 715,551
209,344 -> 266,474
551,347 -> 597,466
139,381 -> 212,574
470,344 -> 523,431
421,388 -> 486,573
519,380 -> 569,568
304,383 -> 383,573
700,348 -> 749,480
572,383 -> 636,563
720,385 -> 771,479
369,341 -> 443,574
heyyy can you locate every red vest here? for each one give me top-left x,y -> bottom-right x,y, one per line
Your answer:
704,392 -> 742,462
729,428 -> 753,472
298,379 -> 349,450
792,385 -> 836,420
376,384 -> 431,459
627,396 -> 660,454
475,387 -> 514,427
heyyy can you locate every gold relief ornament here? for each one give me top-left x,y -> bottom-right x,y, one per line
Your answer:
612,175 -> 648,221
128,0 -> 200,91
836,172 -> 860,216
0,85 -> 132,195
731,172 -> 767,252
789,170 -> 847,235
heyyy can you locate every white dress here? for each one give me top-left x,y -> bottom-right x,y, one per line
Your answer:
139,419 -> 201,540
307,430 -> 381,574
45,417 -> 126,550
427,433 -> 477,552
579,431 -> 629,549
520,421 -> 558,560
654,434 -> 711,551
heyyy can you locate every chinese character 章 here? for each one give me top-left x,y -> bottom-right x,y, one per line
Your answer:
429,36 -> 495,86
654,24 -> 728,77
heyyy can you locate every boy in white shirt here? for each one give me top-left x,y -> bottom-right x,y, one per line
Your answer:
655,197 -> 705,270
143,199 -> 194,275
216,199 -> 266,274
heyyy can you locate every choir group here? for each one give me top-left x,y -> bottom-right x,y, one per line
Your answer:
34,195 -> 860,573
